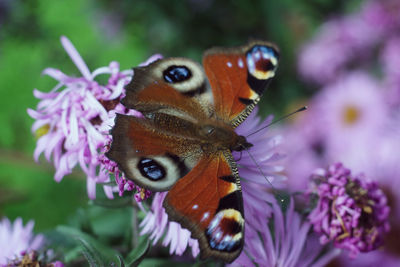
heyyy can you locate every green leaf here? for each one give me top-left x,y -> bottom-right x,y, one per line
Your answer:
117,255 -> 126,267
89,195 -> 133,208
77,237 -> 105,267
64,246 -> 83,263
57,225 -> 122,266
125,235 -> 151,266
139,259 -> 196,267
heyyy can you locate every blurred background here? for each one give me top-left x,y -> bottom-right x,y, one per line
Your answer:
1,0 -> 399,265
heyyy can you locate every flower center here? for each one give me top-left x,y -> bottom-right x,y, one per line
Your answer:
346,180 -> 376,228
342,105 -> 361,125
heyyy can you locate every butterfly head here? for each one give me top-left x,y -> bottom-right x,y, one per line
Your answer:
199,124 -> 253,152
231,135 -> 253,152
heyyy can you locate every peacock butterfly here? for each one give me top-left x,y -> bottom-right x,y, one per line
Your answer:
106,40 -> 279,263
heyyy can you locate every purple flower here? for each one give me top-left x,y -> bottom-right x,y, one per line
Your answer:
337,250 -> 400,267
139,108 -> 286,258
233,108 -> 286,229
362,0 -> 400,35
312,72 -> 388,171
298,0 -> 400,86
28,36 -> 161,199
0,217 -> 44,265
308,163 -> 390,258
298,15 -> 379,85
139,192 -> 200,257
230,198 -> 340,267
283,71 -> 389,191
279,111 -> 326,192
381,37 -> 400,107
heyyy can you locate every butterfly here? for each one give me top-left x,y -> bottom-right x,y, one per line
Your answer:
106,40 -> 279,263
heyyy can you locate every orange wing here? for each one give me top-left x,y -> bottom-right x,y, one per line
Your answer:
122,57 -> 213,121
106,114 -> 202,192
203,41 -> 279,125
164,151 -> 244,263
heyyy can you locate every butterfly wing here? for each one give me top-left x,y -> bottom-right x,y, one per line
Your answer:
107,114 -> 202,191
164,151 -> 244,263
107,57 -> 214,191
123,57 -> 213,121
203,40 -> 279,126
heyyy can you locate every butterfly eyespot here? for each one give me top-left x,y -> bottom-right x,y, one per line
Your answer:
138,158 -> 166,180
205,210 -> 243,252
246,45 -> 279,80
163,65 -> 192,83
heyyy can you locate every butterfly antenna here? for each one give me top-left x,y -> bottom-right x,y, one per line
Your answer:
246,106 -> 307,138
242,146 -> 285,203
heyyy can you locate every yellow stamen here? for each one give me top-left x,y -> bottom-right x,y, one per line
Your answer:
332,198 -> 349,239
363,205 -> 373,214
343,106 -> 360,125
140,188 -> 146,200
34,124 -> 50,138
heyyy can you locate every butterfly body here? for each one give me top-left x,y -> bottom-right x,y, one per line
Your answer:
107,41 -> 279,262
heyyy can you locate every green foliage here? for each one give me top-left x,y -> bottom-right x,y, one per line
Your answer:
125,235 -> 151,266
54,210 -> 151,266
57,225 -> 123,266
0,158 -> 86,231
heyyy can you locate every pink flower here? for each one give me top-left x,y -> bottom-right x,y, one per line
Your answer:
0,218 -> 44,265
337,250 -> 400,267
230,198 -> 340,267
381,37 -> 400,107
298,0 -> 400,86
298,15 -> 379,85
308,163 -> 390,258
28,36 -> 161,199
283,72 -> 389,191
313,72 -> 388,169
139,192 -> 200,257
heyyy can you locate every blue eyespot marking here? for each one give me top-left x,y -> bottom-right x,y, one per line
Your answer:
163,65 -> 192,83
138,158 -> 166,180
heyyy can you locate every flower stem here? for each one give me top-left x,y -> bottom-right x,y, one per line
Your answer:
131,199 -> 139,248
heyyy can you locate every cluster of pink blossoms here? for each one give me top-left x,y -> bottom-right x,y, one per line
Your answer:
0,217 -> 62,267
309,163 -> 390,258
28,36 -> 156,201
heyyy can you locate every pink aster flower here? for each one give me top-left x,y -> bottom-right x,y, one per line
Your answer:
139,192 -> 200,257
0,217 -> 44,265
308,163 -> 390,258
283,71 -> 389,192
298,14 -> 379,85
337,249 -> 400,267
279,110 -> 327,192
312,72 -> 388,172
362,0 -> 400,35
381,37 -> 400,107
28,36 -> 161,199
298,0 -> 400,86
230,198 -> 340,267
233,108 -> 286,229
139,108 -> 286,258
